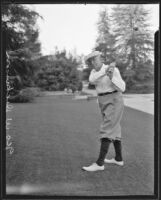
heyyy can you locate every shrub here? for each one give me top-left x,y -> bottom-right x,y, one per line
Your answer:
126,83 -> 154,94
8,87 -> 42,103
77,81 -> 83,91
88,83 -> 95,89
34,50 -> 82,92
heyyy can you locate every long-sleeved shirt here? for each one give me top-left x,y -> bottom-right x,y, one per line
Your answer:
89,64 -> 126,94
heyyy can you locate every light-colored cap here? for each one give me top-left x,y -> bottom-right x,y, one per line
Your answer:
85,51 -> 101,62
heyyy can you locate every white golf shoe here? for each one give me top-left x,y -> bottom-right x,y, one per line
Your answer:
104,158 -> 124,166
82,163 -> 105,172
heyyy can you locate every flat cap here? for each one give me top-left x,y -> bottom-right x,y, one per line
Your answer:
85,51 -> 101,62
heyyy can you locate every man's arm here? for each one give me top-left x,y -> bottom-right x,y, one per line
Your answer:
111,68 -> 126,92
89,65 -> 108,84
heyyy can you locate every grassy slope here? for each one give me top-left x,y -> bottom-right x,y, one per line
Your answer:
6,95 -> 154,196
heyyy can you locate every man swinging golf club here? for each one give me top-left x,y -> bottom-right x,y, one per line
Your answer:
82,51 -> 126,172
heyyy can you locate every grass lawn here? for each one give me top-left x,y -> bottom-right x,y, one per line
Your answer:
6,95 -> 154,196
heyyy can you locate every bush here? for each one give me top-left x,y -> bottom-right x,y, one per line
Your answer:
8,87 -> 42,103
88,83 -> 95,89
126,83 -> 154,94
77,81 -> 83,91
34,50 -> 82,92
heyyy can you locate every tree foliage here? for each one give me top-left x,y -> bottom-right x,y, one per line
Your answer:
95,7 -> 116,64
84,5 -> 154,93
35,50 -> 83,92
2,4 -> 42,93
111,4 -> 154,89
2,4 -> 41,53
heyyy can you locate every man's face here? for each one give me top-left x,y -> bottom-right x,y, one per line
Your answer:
92,55 -> 103,71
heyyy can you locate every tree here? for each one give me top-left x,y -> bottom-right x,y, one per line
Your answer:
95,7 -> 115,64
83,7 -> 116,85
2,4 -> 41,53
2,4 -> 42,92
111,4 -> 154,89
35,49 -> 83,92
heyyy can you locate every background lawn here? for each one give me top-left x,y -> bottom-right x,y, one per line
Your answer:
6,95 -> 154,196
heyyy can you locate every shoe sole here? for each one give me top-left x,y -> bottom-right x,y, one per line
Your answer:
104,160 -> 124,166
82,167 -> 105,172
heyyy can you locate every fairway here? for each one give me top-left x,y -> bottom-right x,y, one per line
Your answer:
6,95 -> 154,196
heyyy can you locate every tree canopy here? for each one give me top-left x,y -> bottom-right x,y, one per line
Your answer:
2,4 -> 42,93
35,49 -> 83,92
83,4 -> 154,93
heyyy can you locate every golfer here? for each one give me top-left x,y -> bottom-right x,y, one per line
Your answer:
82,51 -> 126,172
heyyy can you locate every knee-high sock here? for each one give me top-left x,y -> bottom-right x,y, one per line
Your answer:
96,138 -> 111,166
113,140 -> 123,161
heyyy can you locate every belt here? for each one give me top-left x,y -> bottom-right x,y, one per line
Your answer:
98,90 -> 117,96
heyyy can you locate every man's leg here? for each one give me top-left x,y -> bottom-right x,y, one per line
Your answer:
104,139 -> 124,166
96,138 -> 112,166
82,138 -> 111,171
113,139 -> 123,161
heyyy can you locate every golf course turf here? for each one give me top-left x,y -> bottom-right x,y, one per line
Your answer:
6,95 -> 154,196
